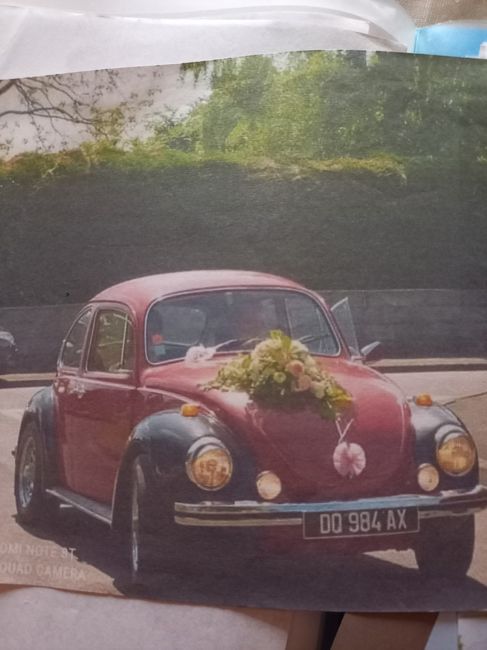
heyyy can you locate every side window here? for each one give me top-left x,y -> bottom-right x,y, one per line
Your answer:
146,303 -> 206,362
60,309 -> 92,369
152,304 -> 206,345
87,310 -> 134,373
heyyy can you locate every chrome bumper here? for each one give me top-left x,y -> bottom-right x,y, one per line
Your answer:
174,485 -> 487,528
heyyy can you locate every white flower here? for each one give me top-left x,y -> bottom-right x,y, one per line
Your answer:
311,381 -> 326,399
185,345 -> 216,364
304,356 -> 318,372
290,340 -> 308,355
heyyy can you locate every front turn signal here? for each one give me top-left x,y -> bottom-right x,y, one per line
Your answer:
181,403 -> 201,417
415,393 -> 433,407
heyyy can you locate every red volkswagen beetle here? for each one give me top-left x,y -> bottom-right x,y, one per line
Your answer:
13,271 -> 487,583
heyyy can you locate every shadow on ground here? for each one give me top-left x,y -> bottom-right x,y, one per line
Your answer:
17,506 -> 487,612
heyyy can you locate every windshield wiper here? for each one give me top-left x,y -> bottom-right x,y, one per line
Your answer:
215,337 -> 262,351
299,333 -> 328,344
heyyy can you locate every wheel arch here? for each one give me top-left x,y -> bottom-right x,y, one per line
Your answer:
111,409 -> 252,532
17,386 -> 59,489
111,410 -> 213,532
410,400 -> 479,489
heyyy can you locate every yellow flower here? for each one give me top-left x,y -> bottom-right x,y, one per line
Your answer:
253,339 -> 281,358
333,393 -> 353,409
273,371 -> 287,384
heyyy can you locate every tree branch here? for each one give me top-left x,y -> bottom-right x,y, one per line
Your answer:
0,79 -> 16,96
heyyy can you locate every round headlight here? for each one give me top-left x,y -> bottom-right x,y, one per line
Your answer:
186,443 -> 232,491
417,463 -> 440,492
256,471 -> 282,501
437,432 -> 476,476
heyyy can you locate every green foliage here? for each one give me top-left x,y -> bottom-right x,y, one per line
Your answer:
90,106 -> 126,145
2,51 -> 487,184
152,51 -> 487,182
171,51 -> 487,176
0,140 -> 201,181
307,155 -> 407,180
0,150 -> 85,180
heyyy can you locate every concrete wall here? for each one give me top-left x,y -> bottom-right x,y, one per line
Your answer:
1,290 -> 486,373
0,304 -> 82,372
320,289 -> 487,358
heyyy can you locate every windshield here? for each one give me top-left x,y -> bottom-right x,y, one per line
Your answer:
145,289 -> 339,363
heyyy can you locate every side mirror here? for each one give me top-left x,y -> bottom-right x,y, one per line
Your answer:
360,341 -> 382,362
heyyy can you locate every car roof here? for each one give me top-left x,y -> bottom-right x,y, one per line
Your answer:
91,270 -> 307,314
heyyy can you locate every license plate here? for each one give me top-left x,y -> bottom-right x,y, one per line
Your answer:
303,507 -> 419,539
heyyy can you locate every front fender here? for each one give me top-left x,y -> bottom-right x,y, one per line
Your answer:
18,386 -> 59,487
111,410 -> 256,531
410,400 -> 479,490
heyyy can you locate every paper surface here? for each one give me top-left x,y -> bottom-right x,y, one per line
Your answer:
0,586 -> 294,650
0,2 -> 485,648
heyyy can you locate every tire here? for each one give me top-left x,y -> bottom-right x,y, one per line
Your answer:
414,515 -> 474,580
14,421 -> 58,525
129,455 -> 162,585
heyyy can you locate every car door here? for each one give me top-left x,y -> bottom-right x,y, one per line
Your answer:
55,307 -> 94,491
60,305 -> 137,503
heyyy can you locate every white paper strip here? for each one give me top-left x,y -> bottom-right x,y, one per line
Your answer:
0,2 -> 414,79
0,1 -> 415,43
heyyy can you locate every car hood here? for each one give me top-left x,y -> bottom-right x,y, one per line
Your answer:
143,356 -> 414,499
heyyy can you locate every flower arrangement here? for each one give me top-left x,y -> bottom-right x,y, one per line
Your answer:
204,330 -> 352,420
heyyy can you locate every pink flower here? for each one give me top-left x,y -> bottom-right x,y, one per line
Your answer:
333,442 -> 366,478
286,359 -> 305,377
293,374 -> 312,392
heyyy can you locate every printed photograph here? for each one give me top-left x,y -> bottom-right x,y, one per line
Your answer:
0,51 -> 487,611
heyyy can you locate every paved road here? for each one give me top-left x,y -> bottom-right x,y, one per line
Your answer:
0,374 -> 486,610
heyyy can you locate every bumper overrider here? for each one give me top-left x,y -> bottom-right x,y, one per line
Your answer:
175,486 -> 487,535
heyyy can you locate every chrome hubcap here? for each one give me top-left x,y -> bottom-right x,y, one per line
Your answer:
131,481 -> 139,574
18,436 -> 36,509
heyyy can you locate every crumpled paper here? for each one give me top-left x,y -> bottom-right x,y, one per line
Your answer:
0,1 -> 414,79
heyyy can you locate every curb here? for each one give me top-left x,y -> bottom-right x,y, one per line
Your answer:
372,360 -> 487,373
0,374 -> 54,389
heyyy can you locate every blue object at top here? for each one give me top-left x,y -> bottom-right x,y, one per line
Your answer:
414,24 -> 487,58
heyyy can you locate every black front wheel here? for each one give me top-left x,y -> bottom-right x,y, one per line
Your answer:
414,515 -> 474,580
14,421 -> 58,525
129,455 -> 164,585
